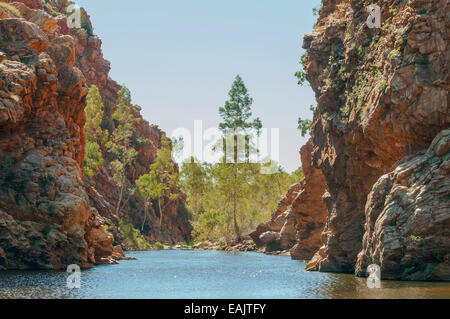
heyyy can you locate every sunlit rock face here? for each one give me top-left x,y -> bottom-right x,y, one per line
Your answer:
0,1 -> 192,256
0,2 -> 120,269
0,0 -> 192,270
356,130 -> 450,281
302,0 -> 449,279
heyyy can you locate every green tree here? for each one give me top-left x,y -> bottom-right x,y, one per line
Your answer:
297,105 -> 316,137
295,53 -> 308,86
84,85 -> 106,177
84,142 -> 104,177
217,75 -> 262,241
106,86 -> 140,216
180,157 -> 211,216
136,170 -> 163,230
84,85 -> 105,142
136,135 -> 180,227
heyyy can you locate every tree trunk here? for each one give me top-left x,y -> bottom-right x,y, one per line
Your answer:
158,198 -> 163,227
232,146 -> 241,241
141,201 -> 149,231
233,189 -> 240,241
115,175 -> 126,216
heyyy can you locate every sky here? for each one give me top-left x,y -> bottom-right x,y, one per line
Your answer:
74,0 -> 321,172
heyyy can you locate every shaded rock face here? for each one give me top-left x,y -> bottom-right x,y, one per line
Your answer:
289,141 -> 328,260
0,3 -> 124,269
303,0 -> 450,274
250,140 -> 328,259
355,130 -> 450,281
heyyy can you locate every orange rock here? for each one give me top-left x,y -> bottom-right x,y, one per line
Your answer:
301,0 -> 450,277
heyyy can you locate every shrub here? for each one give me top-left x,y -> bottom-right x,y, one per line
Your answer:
294,53 -> 308,86
0,3 -> 23,18
84,141 -> 104,177
410,235 -> 423,245
119,220 -> 152,251
297,105 -> 315,137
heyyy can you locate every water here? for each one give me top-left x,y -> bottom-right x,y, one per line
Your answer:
0,250 -> 449,299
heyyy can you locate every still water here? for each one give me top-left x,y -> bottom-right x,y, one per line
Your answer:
0,250 -> 449,299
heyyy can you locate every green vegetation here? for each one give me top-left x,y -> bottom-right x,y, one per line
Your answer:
297,105 -> 315,137
84,141 -> 104,177
136,135 -> 180,228
106,87 -> 141,216
0,3 -> 23,18
119,220 -> 152,250
294,53 -> 308,86
181,75 -> 303,243
410,235 -> 424,245
184,159 -> 302,243
217,75 -> 262,240
84,85 -> 106,177
180,158 -> 211,216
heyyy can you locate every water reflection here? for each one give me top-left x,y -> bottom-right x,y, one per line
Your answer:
310,273 -> 450,299
0,251 -> 449,299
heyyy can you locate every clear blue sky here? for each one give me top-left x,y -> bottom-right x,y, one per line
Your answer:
74,0 -> 320,172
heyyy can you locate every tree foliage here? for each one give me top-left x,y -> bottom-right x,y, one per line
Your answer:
295,53 -> 308,86
84,85 -> 105,177
180,75 -> 304,243
136,135 -> 180,227
106,86 -> 141,215
182,159 -> 302,243
297,105 -> 316,137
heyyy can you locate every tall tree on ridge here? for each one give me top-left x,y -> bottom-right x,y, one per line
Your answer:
217,75 -> 262,241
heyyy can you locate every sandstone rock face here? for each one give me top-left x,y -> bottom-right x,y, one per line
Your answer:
0,0 -> 183,270
302,0 -> 449,274
289,141 -> 328,260
0,3 -> 122,269
250,140 -> 328,259
355,130 -> 450,281
49,0 -> 193,245
6,0 -> 192,246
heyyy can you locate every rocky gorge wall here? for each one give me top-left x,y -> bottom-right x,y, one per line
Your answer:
40,0 -> 192,245
252,0 -> 449,281
0,0 -> 191,270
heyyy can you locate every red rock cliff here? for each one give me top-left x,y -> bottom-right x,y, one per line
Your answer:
41,0 -> 192,245
0,0 -> 191,270
0,1 -> 125,269
302,0 -> 449,279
